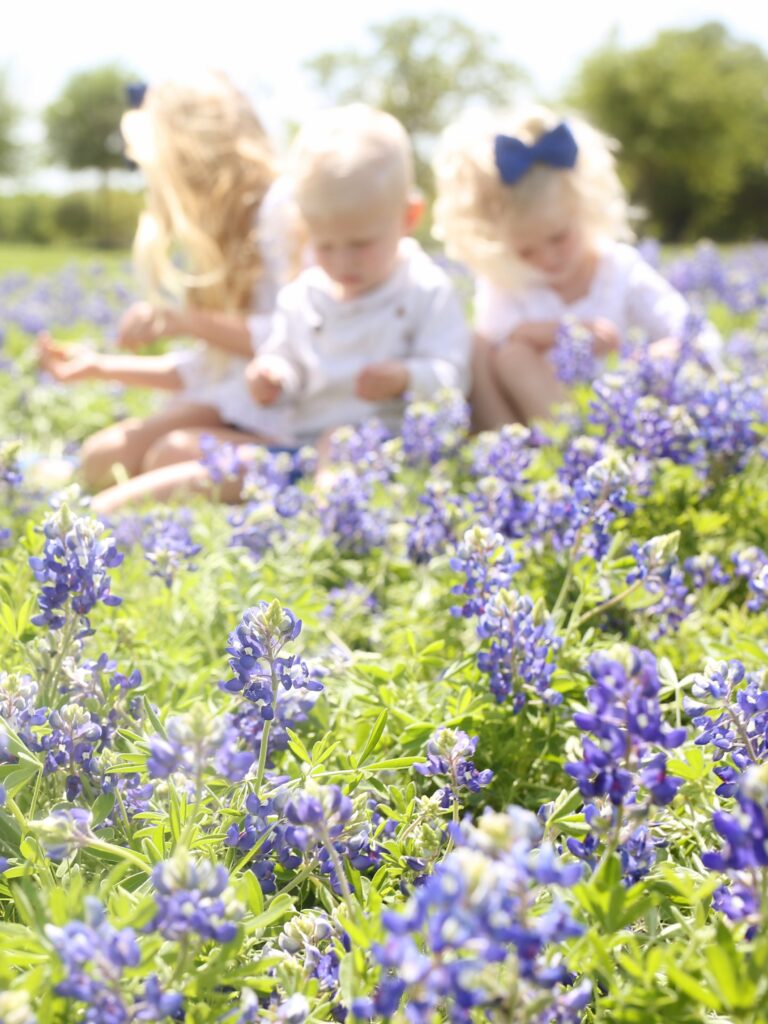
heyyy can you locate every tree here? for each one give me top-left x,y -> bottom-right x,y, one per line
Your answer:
0,69 -> 19,177
305,15 -> 527,196
44,65 -> 137,245
568,23 -> 768,240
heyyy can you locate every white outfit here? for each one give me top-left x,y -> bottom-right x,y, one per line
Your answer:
166,178 -> 296,438
475,241 -> 721,365
258,238 -> 471,447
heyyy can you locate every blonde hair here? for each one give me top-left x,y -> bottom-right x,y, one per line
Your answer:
289,103 -> 415,222
123,72 -> 277,312
433,104 -> 634,291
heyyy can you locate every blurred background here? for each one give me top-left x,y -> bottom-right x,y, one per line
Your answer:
2,0 -> 767,250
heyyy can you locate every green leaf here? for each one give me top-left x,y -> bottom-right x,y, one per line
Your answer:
666,963 -> 721,1011
361,756 -> 421,772
356,710 -> 388,766
286,728 -> 312,764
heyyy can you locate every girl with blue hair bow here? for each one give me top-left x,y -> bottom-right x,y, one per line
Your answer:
433,104 -> 719,426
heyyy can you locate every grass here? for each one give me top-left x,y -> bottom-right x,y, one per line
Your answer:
0,241 -> 131,275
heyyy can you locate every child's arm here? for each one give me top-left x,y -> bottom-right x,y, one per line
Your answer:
118,302 -> 255,357
38,334 -> 184,391
245,292 -> 308,405
357,281 -> 472,402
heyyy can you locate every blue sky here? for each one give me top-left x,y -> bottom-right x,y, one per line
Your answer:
3,0 -> 765,190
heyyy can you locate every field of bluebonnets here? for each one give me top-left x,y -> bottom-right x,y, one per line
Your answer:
0,240 -> 767,1023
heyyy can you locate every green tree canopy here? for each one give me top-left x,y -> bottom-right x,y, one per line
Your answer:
568,22 -> 768,240
44,65 -> 136,177
0,70 -> 20,177
305,15 -> 527,194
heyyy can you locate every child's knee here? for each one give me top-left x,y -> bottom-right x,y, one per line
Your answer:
80,427 -> 127,489
141,429 -> 201,472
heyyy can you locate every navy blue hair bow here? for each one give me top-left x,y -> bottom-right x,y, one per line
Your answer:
494,122 -> 578,185
125,81 -> 148,109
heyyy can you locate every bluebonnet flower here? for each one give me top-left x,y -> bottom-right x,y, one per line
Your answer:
400,388 -> 470,465
626,532 -> 695,638
702,764 -> 768,933
277,911 -> 345,1010
449,525 -> 517,618
328,419 -> 392,478
317,468 -> 389,555
222,602 -> 322,722
551,318 -> 599,384
470,423 -> 536,484
732,546 -> 768,612
565,647 -> 686,808
406,479 -> 463,563
150,853 -> 241,943
683,552 -> 731,589
684,660 -> 768,796
284,784 -> 354,848
356,806 -> 586,1023
415,729 -> 493,807
0,440 -> 23,490
29,806 -> 95,860
46,897 -> 183,1022
29,506 -> 122,632
140,511 -> 201,587
476,589 -> 562,710
146,705 -> 254,784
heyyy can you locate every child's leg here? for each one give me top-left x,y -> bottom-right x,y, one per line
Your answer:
90,427 -> 276,515
80,402 -> 224,490
140,425 -> 278,472
492,341 -> 566,423
469,334 -> 521,431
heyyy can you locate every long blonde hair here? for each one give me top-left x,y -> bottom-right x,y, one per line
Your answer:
123,72 -> 277,312
433,104 -> 634,292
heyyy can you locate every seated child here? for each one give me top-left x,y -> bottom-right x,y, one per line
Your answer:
89,103 -> 470,515
38,72 -> 298,490
433,104 -> 720,427
246,103 -> 471,448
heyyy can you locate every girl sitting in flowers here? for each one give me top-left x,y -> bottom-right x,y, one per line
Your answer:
38,71 -> 298,491
433,103 -> 721,427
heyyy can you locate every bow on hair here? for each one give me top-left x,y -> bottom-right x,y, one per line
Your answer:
494,123 -> 578,185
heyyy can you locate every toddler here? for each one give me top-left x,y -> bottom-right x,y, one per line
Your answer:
246,103 -> 471,449
433,104 -> 720,426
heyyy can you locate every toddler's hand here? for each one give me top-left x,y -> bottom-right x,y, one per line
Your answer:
118,301 -> 167,350
647,336 -> 682,362
355,360 -> 409,401
246,356 -> 284,405
584,317 -> 620,356
37,332 -> 101,383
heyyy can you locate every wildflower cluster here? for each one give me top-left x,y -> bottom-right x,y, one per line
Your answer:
354,806 -> 588,1023
150,853 -> 241,943
46,897 -> 182,1022
415,728 -> 493,807
29,505 -> 122,632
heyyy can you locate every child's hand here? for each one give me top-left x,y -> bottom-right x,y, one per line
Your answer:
355,360 -> 410,401
118,302 -> 167,350
246,356 -> 284,405
584,317 -> 620,356
647,336 -> 682,362
37,332 -> 102,383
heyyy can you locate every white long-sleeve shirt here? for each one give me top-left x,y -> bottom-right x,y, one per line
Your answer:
475,240 -> 721,366
258,238 -> 471,446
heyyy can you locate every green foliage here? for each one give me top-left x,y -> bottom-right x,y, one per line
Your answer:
0,68 -> 19,177
305,14 -> 527,197
44,65 -> 135,176
0,191 -> 143,248
568,22 -> 768,240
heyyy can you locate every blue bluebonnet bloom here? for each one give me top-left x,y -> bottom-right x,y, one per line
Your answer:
29,506 -> 122,632
732,546 -> 768,612
449,525 -> 517,618
0,440 -> 23,490
355,806 -> 586,1023
46,897 -> 183,1022
400,388 -> 470,466
29,806 -> 95,860
150,853 -> 241,943
415,728 -> 493,807
684,659 -> 767,796
406,479 -> 463,564
565,647 -> 686,808
222,602 -> 322,722
139,511 -> 201,587
476,590 -> 562,709
146,706 -> 254,784
317,469 -> 389,555
702,763 -> 768,933
551,318 -> 599,384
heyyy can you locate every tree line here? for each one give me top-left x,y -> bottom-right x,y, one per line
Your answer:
1,17 -> 767,245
